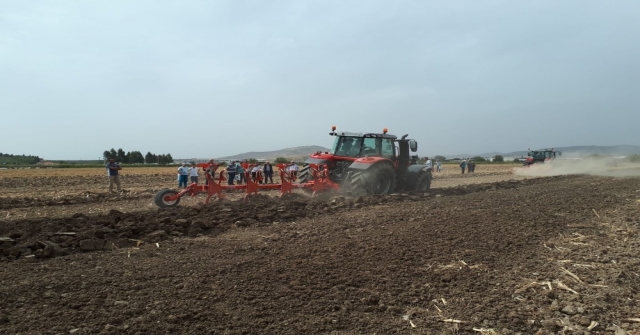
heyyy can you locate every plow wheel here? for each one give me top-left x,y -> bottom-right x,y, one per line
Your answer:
154,189 -> 181,208
415,172 -> 432,192
350,164 -> 396,195
298,163 -> 313,183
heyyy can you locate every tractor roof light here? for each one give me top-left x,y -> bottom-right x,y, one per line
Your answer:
331,125 -> 337,131
383,128 -> 388,134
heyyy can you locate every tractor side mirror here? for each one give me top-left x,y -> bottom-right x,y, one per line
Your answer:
527,152 -> 532,156
409,140 -> 418,152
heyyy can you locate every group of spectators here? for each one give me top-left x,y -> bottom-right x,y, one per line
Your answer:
222,160 -> 276,186
177,163 -> 200,187
176,160 -> 302,188
459,160 -> 476,174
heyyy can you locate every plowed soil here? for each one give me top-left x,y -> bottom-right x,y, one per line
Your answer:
1,166 -> 639,334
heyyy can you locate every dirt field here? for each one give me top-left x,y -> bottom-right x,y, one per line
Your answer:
1,165 -> 639,334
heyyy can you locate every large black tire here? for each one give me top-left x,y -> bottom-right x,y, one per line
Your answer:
298,163 -> 313,183
415,172 -> 432,192
154,189 -> 181,208
349,164 -> 396,195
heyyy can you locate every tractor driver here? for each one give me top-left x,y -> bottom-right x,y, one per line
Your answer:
337,138 -> 354,156
349,138 -> 363,156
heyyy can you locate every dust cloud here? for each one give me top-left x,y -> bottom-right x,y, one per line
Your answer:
513,158 -> 640,177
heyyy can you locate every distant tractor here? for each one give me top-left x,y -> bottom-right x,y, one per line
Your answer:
298,126 -> 432,194
523,148 -> 562,166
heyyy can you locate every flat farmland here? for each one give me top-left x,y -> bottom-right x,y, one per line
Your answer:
1,164 -> 639,334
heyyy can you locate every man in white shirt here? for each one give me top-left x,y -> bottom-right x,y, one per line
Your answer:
188,163 -> 199,184
287,161 -> 300,180
424,157 -> 433,173
177,163 -> 189,188
251,165 -> 262,183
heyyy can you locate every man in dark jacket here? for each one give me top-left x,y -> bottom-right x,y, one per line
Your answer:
226,161 -> 237,185
263,161 -> 274,184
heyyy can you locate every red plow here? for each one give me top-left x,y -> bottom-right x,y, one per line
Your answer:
154,163 -> 339,208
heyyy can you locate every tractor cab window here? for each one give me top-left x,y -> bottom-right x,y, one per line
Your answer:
332,136 -> 364,157
545,151 -> 554,159
362,137 -> 378,156
381,138 -> 394,158
531,151 -> 544,159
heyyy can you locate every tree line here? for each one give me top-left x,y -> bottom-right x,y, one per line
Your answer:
103,148 -> 173,164
0,153 -> 42,165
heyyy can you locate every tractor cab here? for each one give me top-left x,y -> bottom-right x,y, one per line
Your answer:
330,132 -> 396,159
329,127 -> 418,175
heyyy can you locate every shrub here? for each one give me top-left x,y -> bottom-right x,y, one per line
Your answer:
493,155 -> 504,162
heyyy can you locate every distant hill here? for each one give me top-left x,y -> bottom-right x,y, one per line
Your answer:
218,145 -> 331,161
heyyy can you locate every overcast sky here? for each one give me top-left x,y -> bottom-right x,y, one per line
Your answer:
1,0 -> 639,160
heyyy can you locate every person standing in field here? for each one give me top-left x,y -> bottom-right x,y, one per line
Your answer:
287,161 -> 299,180
423,156 -> 433,173
235,161 -> 245,184
188,163 -> 199,184
204,159 -> 216,185
178,163 -> 189,188
226,161 -> 237,185
251,164 -> 262,183
436,160 -> 442,172
106,158 -> 122,192
263,161 -> 274,184
460,160 -> 467,174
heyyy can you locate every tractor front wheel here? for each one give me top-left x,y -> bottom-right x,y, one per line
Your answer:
154,189 -> 181,208
415,172 -> 432,192
298,163 -> 313,183
350,164 -> 396,195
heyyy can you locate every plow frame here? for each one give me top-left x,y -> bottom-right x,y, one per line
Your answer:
154,163 -> 340,208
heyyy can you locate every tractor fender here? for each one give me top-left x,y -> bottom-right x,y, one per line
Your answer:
348,157 -> 394,171
303,157 -> 329,166
403,164 -> 429,185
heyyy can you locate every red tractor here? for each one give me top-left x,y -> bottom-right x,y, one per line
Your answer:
152,126 -> 431,208
298,126 -> 432,194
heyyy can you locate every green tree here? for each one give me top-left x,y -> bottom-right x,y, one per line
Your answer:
628,154 -> 640,163
274,157 -> 289,164
109,148 -> 117,160
493,155 -> 504,162
128,151 -> 144,163
433,155 -> 446,161
116,148 -> 126,163
145,152 -> 156,164
248,158 -> 258,164
471,156 -> 486,162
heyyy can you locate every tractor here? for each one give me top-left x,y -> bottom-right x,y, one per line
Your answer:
523,148 -> 562,166
298,126 -> 432,194
152,126 -> 431,208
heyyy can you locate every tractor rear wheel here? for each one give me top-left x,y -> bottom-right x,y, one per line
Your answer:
415,172 -> 432,192
154,189 -> 181,208
350,164 -> 396,195
298,163 -> 313,183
